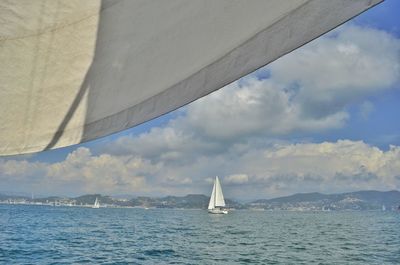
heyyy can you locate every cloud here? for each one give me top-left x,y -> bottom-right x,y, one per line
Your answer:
1,140 -> 400,199
185,78 -> 349,140
266,25 -> 400,119
48,147 -> 153,194
0,147 -> 152,195
224,174 -> 249,185
245,140 -> 400,197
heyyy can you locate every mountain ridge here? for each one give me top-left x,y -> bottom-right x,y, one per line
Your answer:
250,190 -> 400,211
1,190 -> 399,211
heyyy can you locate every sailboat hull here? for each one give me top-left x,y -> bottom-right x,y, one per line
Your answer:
208,208 -> 228,214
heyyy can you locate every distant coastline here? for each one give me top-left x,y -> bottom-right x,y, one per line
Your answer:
1,190 -> 399,211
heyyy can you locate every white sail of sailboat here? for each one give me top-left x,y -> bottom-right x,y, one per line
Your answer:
92,197 -> 100,209
208,176 -> 228,214
0,1 -> 381,156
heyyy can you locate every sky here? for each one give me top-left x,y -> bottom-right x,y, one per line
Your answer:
1,0 -> 399,200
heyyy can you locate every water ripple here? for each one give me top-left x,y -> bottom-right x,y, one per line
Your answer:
0,205 -> 399,264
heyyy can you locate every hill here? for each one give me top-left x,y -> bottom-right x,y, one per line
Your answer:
250,190 -> 400,211
1,190 -> 399,210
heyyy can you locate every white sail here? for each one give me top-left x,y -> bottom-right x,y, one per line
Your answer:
93,197 -> 100,208
208,176 -> 226,210
0,0 -> 382,156
214,176 -> 226,207
208,181 -> 216,210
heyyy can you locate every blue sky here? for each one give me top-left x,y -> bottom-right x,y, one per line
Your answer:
1,0 -> 399,199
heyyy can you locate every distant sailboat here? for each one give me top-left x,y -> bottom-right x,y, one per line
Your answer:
92,197 -> 100,209
208,176 -> 228,214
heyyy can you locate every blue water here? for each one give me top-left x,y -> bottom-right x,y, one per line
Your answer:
0,205 -> 398,264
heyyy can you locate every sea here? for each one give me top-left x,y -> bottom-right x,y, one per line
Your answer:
0,205 -> 398,264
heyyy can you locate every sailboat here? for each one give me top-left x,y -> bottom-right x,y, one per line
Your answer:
208,176 -> 228,214
92,197 -> 100,209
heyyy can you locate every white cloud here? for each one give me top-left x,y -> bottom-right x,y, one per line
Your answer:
224,174 -> 249,184
48,147 -> 152,194
185,78 -> 349,140
1,140 -> 400,199
0,159 -> 45,177
267,25 -> 400,118
0,147 -> 153,195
